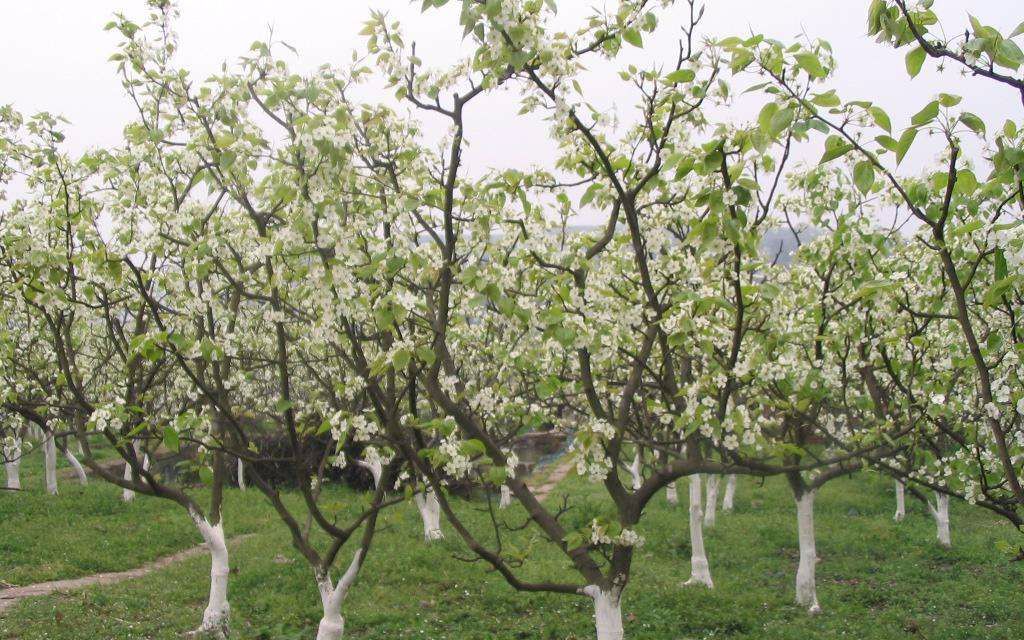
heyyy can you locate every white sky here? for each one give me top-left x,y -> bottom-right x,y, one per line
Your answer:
2,0 -> 1021,221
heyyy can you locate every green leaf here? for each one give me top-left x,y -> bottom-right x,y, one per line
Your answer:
665,69 -> 696,84
163,427 -> 180,453
854,160 -> 875,194
794,53 -> 827,78
275,399 -> 294,413
392,348 -> 411,371
810,90 -> 841,107
896,128 -> 919,164
906,46 -> 926,78
995,249 -> 1008,280
579,182 -> 602,207
959,112 -> 986,135
622,27 -> 643,48
1011,21 -> 1024,39
819,135 -> 854,164
869,106 -> 892,133
983,275 -> 1018,306
910,101 -> 939,126
768,107 -> 795,137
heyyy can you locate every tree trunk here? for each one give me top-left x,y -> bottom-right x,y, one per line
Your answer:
356,458 -> 383,489
929,492 -> 951,548
42,431 -> 58,496
414,488 -> 443,541
64,445 -> 88,486
583,585 -> 624,640
121,446 -> 150,503
684,474 -> 713,587
721,474 -> 736,512
236,458 -> 246,491
192,514 -> 231,636
4,438 -> 21,490
627,451 -> 642,491
315,550 -> 364,640
665,481 -> 678,506
498,484 -> 512,509
704,475 -> 719,528
795,490 -> 821,613
893,480 -> 905,522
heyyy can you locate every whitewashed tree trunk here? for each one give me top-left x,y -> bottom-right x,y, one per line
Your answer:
356,458 -> 383,489
627,451 -> 642,491
498,484 -> 512,509
315,550 -> 364,640
414,488 -> 443,541
893,480 -> 906,522
684,474 -> 713,587
121,445 -> 150,503
704,475 -> 719,528
665,481 -> 678,506
64,445 -> 88,486
42,431 -> 58,496
192,514 -> 231,635
236,458 -> 246,491
722,474 -> 736,512
583,585 -> 624,640
928,492 -> 951,548
795,490 -> 821,614
4,438 -> 21,490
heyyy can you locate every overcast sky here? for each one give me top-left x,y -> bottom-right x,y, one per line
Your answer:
2,1 -> 1021,219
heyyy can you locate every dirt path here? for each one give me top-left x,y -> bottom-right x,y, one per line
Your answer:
0,534 -> 253,614
528,458 -> 575,502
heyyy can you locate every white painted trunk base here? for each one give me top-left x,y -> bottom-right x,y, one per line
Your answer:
121,447 -> 150,503
236,458 -> 246,491
42,432 -> 58,496
722,475 -> 736,512
356,458 -> 383,489
193,515 -> 231,635
627,451 -> 642,491
498,484 -> 512,509
414,488 -> 444,541
64,447 -> 88,486
583,585 -> 624,640
4,439 -> 21,490
666,481 -> 678,506
929,492 -> 951,548
704,475 -> 719,528
795,491 -> 821,614
315,550 -> 364,640
893,481 -> 906,522
684,474 -> 713,588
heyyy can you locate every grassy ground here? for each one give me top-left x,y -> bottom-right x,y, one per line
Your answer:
1,449 -> 1022,639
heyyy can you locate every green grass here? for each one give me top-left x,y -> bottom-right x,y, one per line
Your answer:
2,451 -> 1022,639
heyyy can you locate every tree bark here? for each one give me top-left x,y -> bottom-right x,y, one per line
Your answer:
684,474 -> 713,587
499,484 -> 512,509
